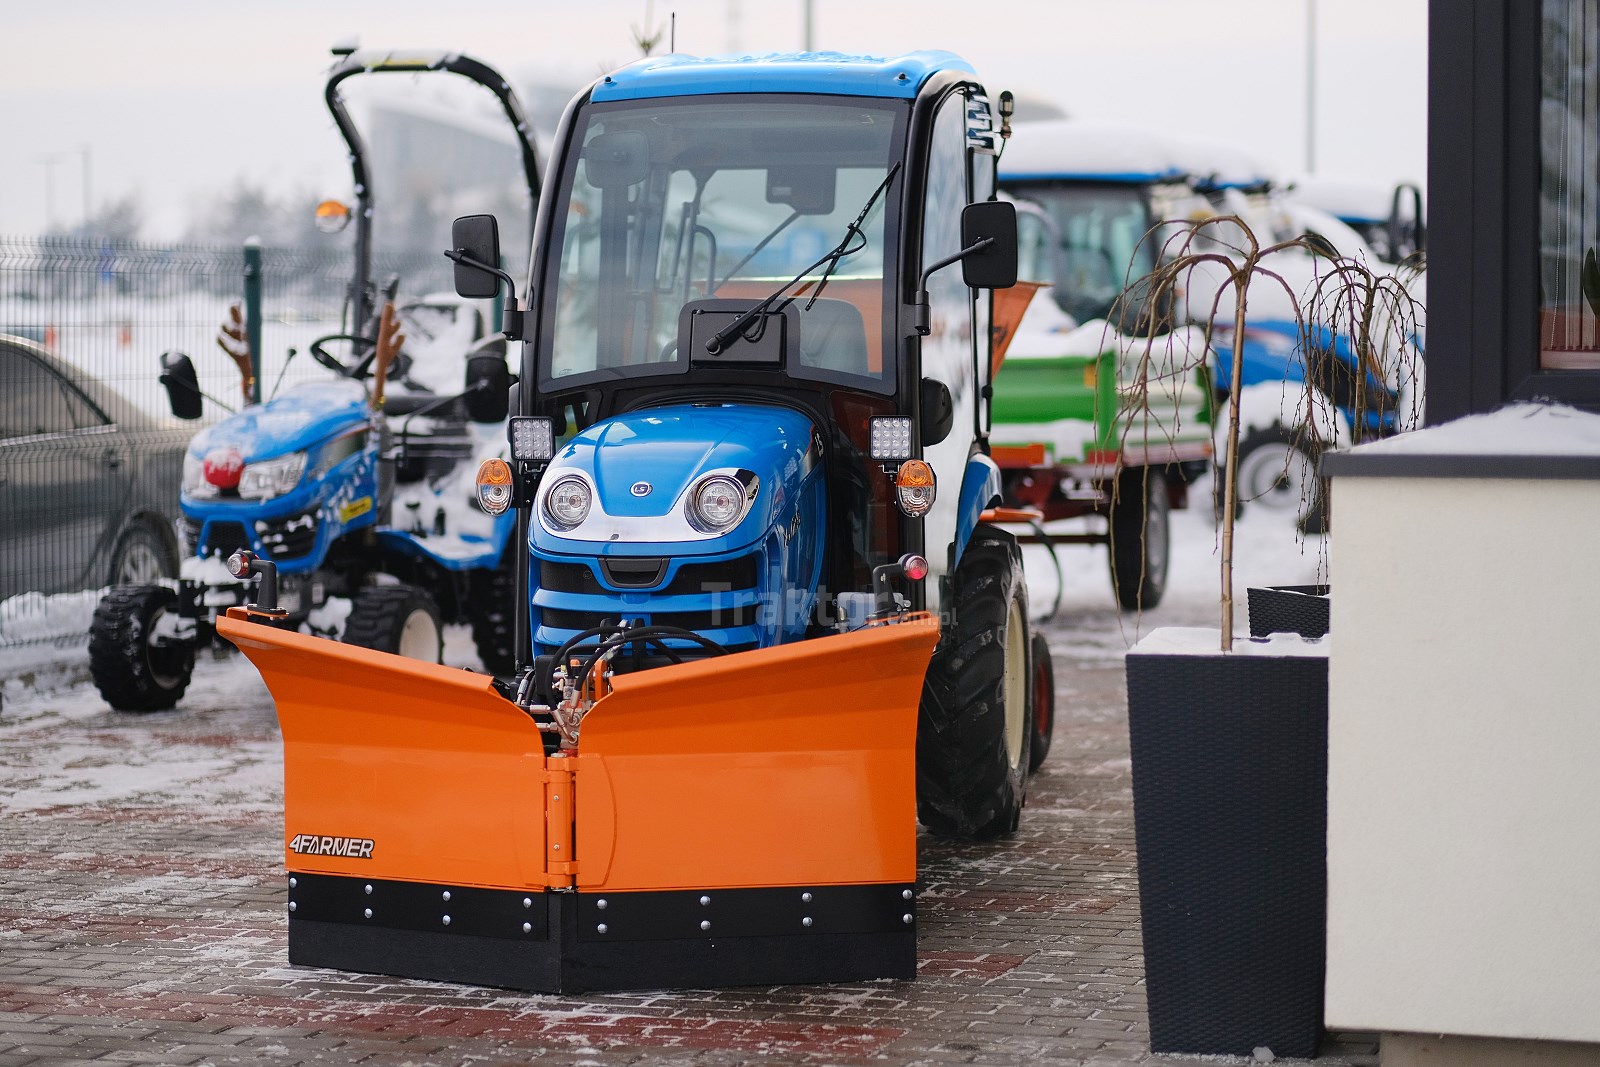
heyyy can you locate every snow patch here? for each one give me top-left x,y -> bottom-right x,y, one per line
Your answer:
1345,402 -> 1600,457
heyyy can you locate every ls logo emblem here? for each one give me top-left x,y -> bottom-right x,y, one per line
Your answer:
630,482 -> 652,497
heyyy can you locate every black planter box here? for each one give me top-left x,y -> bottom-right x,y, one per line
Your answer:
1125,643 -> 1329,1059
1248,584 -> 1330,640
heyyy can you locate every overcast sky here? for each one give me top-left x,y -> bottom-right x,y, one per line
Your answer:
1,0 -> 1426,238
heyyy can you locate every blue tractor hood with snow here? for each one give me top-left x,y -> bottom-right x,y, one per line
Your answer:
186,380 -> 370,466
180,379 -> 380,575
529,403 -> 825,652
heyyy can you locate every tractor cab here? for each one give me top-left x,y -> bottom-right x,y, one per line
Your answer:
456,52 -> 1020,682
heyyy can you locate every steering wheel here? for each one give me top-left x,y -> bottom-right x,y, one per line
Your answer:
308,333 -> 377,376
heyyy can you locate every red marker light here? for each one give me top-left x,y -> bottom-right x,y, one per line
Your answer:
204,447 -> 245,489
901,554 -> 929,581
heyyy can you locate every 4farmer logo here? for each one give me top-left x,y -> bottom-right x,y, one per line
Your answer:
289,833 -> 375,859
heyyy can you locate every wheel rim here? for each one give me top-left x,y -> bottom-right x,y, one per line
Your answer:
1032,649 -> 1052,739
144,606 -> 186,688
1144,479 -> 1168,588
397,608 -> 441,662
1236,442 -> 1312,511
1003,599 -> 1027,771
116,538 -> 166,585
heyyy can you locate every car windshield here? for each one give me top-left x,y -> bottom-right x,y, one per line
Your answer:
540,94 -> 905,389
1005,182 -> 1155,323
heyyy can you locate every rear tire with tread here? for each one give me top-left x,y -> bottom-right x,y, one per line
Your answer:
917,526 -> 1032,840
343,584 -> 444,662
89,585 -> 193,712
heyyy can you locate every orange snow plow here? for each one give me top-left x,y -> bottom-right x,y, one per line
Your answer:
219,606 -> 939,992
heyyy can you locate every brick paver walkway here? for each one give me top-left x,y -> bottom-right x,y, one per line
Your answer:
0,613 -> 1374,1066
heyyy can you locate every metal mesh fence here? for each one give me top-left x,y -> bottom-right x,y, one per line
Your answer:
0,235 -> 450,650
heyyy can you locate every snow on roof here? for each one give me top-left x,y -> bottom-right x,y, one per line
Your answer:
1000,119 -> 1187,182
1287,175 -> 1403,224
1348,403 -> 1600,457
1171,134 -> 1281,191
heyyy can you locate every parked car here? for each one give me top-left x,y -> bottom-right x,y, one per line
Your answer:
0,333 -> 189,602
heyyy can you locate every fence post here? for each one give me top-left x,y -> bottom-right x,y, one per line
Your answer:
243,236 -> 263,405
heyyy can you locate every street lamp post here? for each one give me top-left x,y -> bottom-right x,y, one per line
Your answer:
1306,0 -> 1317,174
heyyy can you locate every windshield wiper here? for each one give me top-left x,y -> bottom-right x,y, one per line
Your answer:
704,162 -> 902,355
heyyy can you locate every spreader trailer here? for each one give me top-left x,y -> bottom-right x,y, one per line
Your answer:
220,48 -> 1053,993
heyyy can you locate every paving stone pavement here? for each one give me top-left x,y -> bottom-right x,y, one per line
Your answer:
0,613 -> 1375,1067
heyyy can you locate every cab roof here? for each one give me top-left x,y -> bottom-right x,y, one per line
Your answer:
590,50 -> 976,102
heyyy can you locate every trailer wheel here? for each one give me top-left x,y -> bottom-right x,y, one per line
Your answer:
89,586 -> 194,712
917,526 -> 1032,840
343,584 -> 443,662
1107,467 -> 1169,610
468,552 -> 518,676
1028,631 -> 1055,773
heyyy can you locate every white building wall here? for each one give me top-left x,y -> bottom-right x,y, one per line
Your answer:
1326,474 -> 1600,1041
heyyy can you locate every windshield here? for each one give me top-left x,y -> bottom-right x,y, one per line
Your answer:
1005,182 -> 1155,323
539,94 -> 905,390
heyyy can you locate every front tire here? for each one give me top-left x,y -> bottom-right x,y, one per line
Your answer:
89,585 -> 194,712
1230,425 -> 1323,518
343,584 -> 443,662
917,526 -> 1032,840
1107,466 -> 1169,611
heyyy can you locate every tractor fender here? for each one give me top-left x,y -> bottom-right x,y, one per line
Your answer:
952,453 -> 1003,570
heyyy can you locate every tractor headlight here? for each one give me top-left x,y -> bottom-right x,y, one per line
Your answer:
687,473 -> 757,533
543,475 -> 592,530
238,452 -> 307,501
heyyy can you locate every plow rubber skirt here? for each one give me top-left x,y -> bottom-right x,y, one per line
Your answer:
220,609 -> 938,991
287,873 -> 916,992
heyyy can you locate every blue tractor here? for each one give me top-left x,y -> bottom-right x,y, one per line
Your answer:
219,48 -> 1055,995
87,48 -> 541,710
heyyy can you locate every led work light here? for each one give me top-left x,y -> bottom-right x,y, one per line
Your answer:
869,417 -> 914,460
510,416 -> 555,462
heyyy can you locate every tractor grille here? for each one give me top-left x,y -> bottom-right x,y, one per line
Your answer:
540,602 -> 759,633
201,521 -> 250,560
257,511 -> 319,560
540,554 -> 761,594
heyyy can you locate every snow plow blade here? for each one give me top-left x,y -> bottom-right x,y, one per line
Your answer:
218,608 -> 939,992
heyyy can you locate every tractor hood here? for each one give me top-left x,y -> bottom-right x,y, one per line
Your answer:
187,380 -> 370,463
533,402 -> 817,552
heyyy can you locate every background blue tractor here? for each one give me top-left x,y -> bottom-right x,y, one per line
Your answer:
87,48 -> 541,710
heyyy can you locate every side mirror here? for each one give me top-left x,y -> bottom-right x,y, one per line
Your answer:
463,353 -> 511,424
159,351 -> 203,420
920,378 -> 954,447
451,215 -> 502,299
960,201 -> 1019,290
